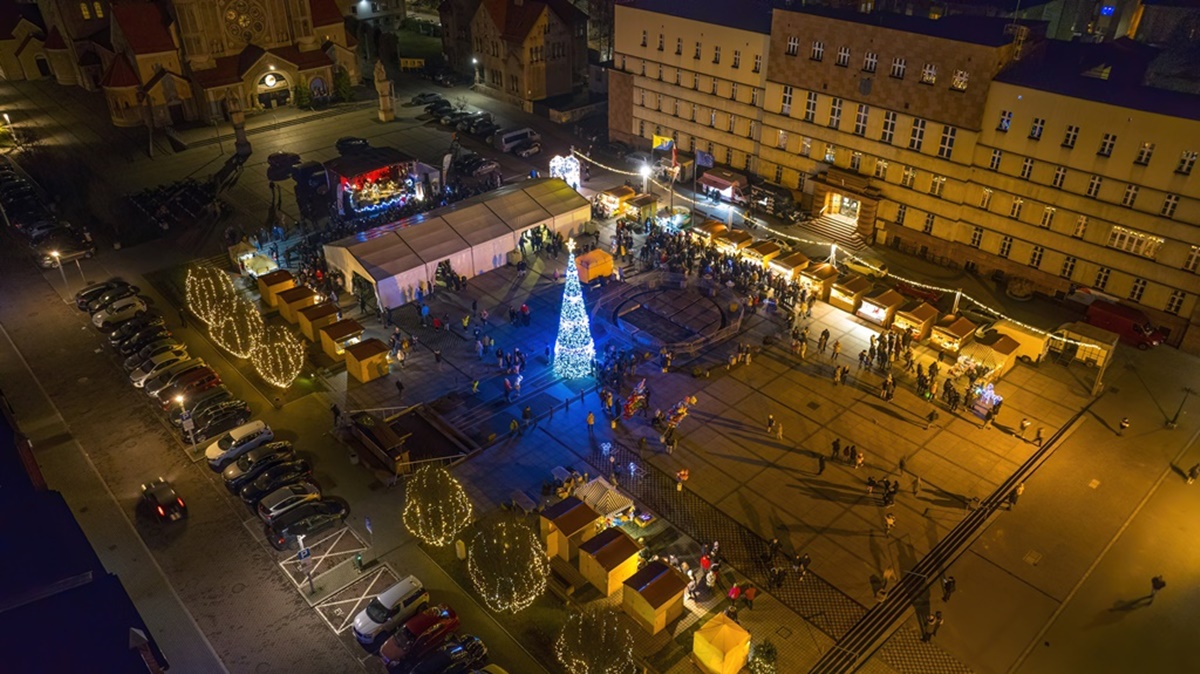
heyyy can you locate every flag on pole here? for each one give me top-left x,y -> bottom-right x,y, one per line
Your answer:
672,144 -> 678,167
652,135 -> 674,151
696,150 -> 715,168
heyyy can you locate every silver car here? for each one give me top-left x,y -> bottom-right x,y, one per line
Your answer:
257,481 -> 321,523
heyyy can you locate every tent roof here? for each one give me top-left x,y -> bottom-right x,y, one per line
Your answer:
695,612 -> 750,651
624,561 -> 687,608
482,188 -> 552,231
439,203 -> 511,246
398,217 -> 470,264
522,178 -> 590,216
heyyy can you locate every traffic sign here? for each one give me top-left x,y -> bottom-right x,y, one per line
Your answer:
298,547 -> 311,561
182,416 -> 194,432
364,516 -> 372,535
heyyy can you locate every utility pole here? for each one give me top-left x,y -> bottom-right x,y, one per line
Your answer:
1167,387 -> 1194,429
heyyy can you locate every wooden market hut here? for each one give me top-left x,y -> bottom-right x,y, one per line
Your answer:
959,330 -> 1022,383
576,249 -> 614,284
277,286 -> 318,323
539,496 -> 601,562
930,314 -> 978,355
857,288 -> 906,328
598,185 -> 636,215
691,612 -> 750,674
691,220 -> 728,244
768,251 -> 810,281
829,274 -> 872,313
713,229 -> 753,254
345,338 -> 390,383
742,240 -> 782,266
892,301 -> 940,341
625,193 -> 658,221
798,262 -> 838,301
319,318 -> 365,360
256,270 -> 295,308
298,302 -> 340,341
621,560 -> 688,635
577,527 -> 642,596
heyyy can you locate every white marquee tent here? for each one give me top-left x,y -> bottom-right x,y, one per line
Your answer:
323,178 -> 591,309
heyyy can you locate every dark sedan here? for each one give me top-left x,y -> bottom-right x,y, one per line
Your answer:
77,280 -> 133,312
87,284 -> 140,314
108,312 -> 165,345
240,459 -> 314,505
117,328 -> 173,357
169,388 -> 233,427
222,441 -> 295,493
141,478 -> 188,523
265,498 -> 349,550
184,401 -> 251,443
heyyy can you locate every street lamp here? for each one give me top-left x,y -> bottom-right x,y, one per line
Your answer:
639,165 -> 651,194
471,57 -> 479,85
51,251 -> 68,291
177,395 -> 198,456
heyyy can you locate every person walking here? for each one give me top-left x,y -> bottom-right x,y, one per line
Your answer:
394,379 -> 404,401
1018,418 -> 1031,439
587,411 -> 595,434
726,583 -> 742,605
831,438 -> 841,460
1187,464 -> 1200,484
1150,575 -> 1166,601
766,414 -> 776,434
884,512 -> 896,535
1008,481 -> 1025,508
818,455 -> 826,475
775,422 -> 784,441
330,403 -> 341,425
742,584 -> 757,610
941,576 -> 956,602
1118,416 -> 1130,436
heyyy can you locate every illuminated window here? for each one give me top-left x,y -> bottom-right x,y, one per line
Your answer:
920,63 -> 937,84
811,41 -> 824,61
1135,142 -> 1154,165
80,1 -> 90,19
951,69 -> 968,91
93,1 -> 104,18
1107,226 -> 1163,259
1166,290 -> 1184,315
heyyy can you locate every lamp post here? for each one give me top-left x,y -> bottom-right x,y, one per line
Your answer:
51,251 -> 68,291
639,165 -> 651,195
177,395 -> 198,456
1166,387 -> 1194,429
471,57 -> 479,85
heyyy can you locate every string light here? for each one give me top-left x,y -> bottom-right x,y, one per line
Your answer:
553,239 -> 596,380
251,325 -> 305,389
402,466 -> 473,547
467,521 -> 549,614
185,266 -> 236,325
554,609 -> 636,674
211,298 -> 264,359
748,639 -> 779,674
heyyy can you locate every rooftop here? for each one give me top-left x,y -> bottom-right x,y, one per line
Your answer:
541,496 -> 600,535
112,0 -> 177,55
778,6 -> 1033,47
624,0 -> 774,35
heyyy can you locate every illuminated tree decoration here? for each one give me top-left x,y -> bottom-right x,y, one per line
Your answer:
211,297 -> 265,359
402,465 -> 473,547
555,609 -> 636,674
553,239 -> 596,380
467,521 -> 549,614
185,266 -> 237,325
748,639 -> 778,674
548,154 -> 582,190
251,325 -> 305,388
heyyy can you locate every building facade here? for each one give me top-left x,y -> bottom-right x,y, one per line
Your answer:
0,3 -> 49,82
469,0 -> 587,105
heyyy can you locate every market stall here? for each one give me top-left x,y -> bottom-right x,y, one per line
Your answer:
256,270 -> 295,308
829,274 -> 872,314
952,330 -> 1020,385
577,249 -> 614,283
621,560 -> 688,635
319,318 -> 364,361
345,338 -> 390,383
690,220 -> 728,244
573,476 -> 635,524
692,613 -> 750,674
858,288 -> 906,328
742,240 -> 782,266
276,286 -> 319,323
625,193 -> 658,222
297,302 -> 340,341
697,168 -> 748,204
578,527 -> 642,596
930,314 -> 978,355
768,251 -> 810,281
228,241 -> 277,277
597,185 -> 636,218
657,206 -> 692,232
798,262 -> 839,301
325,146 -> 435,216
539,496 -> 601,562
713,230 -> 753,254
892,300 -> 939,341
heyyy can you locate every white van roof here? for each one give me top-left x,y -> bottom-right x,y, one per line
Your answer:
229,420 -> 266,441
379,575 -> 424,606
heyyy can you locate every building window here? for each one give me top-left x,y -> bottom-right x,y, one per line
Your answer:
786,36 -> 799,56
751,89 -> 760,106
695,42 -> 702,59
1040,207 -> 1055,228
672,100 -> 678,116
1108,226 -> 1164,258
725,147 -> 733,165
710,110 -> 716,127
1053,166 -> 1067,188
781,85 -> 793,115
1098,133 -> 1116,157
854,104 -> 869,136
989,149 -> 1002,170
730,83 -> 738,101
657,64 -> 663,80
1166,290 -> 1185,315
804,92 -> 817,122
874,159 -> 889,179
774,165 -> 784,184
675,70 -> 681,85
1185,246 -> 1200,272
800,137 -> 812,157
655,93 -> 662,109
753,54 -> 762,73
657,33 -> 664,50
690,103 -> 697,120
1074,216 -> 1088,239
920,63 -> 937,84
620,55 -> 627,71
713,46 -> 721,64
1162,193 -> 1180,218
999,235 -> 1013,258
637,90 -> 645,106
728,114 -> 736,132
811,41 -> 824,60
80,1 -> 91,18
1086,175 -> 1103,198
638,120 -> 645,136
890,57 -> 906,78
641,30 -> 647,47
1122,184 -> 1139,207
777,129 -> 788,149
1061,256 -> 1076,279
851,152 -> 862,172
693,73 -> 699,89
1029,245 -> 1044,269
881,111 -> 896,144
1010,197 -> 1024,219
1094,266 -> 1111,290
1135,142 -> 1154,166
1020,158 -> 1034,180
836,47 -> 850,67
930,175 -> 946,197
676,38 -> 682,55
909,118 -> 926,151
901,166 -> 916,188
824,144 -> 837,163
951,69 -> 969,91
1178,150 -> 1197,175
1129,278 -> 1147,302
971,226 -> 983,248
711,78 -> 718,94
1029,117 -> 1044,140
641,61 -> 646,75
896,204 -> 907,225
997,110 -> 1012,132
1063,125 -> 1079,148
938,126 -> 956,159
979,188 -> 993,210
863,52 -> 878,72
924,213 -> 935,233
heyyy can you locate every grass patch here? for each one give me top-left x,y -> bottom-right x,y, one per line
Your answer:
394,29 -> 443,60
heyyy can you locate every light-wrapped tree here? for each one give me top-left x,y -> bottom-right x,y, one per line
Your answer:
555,608 -> 636,674
251,325 -> 306,388
402,465 -> 473,546
211,297 -> 265,359
185,266 -> 236,325
467,521 -> 549,613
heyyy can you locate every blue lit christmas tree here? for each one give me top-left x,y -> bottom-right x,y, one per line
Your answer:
554,240 -> 596,379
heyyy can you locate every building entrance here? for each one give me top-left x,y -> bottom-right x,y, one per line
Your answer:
829,193 -> 860,223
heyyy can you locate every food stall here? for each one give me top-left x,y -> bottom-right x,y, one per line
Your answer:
625,193 -> 658,222
697,168 -> 749,204
798,262 -> 839,301
539,496 -> 601,562
952,330 -> 1020,385
345,338 -> 390,383
691,220 -> 728,244
325,146 -> 437,216
256,270 -> 295,308
298,302 -> 340,341
656,206 -> 692,232
692,613 -> 750,674
1049,321 -> 1117,368
621,561 -> 688,635
597,185 -> 636,218
578,527 -> 642,596
228,241 -> 278,278
742,240 -> 782,267
857,287 -> 906,328
769,251 -> 810,281
829,274 -> 872,314
892,301 -> 939,341
573,476 -> 635,524
930,314 -> 978,355
276,286 -> 319,323
576,249 -> 614,283
713,229 -> 753,254
319,318 -> 364,361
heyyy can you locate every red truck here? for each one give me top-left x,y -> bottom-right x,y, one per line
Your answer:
1085,300 -> 1165,349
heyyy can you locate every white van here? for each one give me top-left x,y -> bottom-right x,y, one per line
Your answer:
493,127 -> 541,152
352,575 -> 429,644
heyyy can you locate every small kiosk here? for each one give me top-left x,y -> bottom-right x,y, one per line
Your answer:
345,338 -> 390,383
597,185 -> 636,217
798,262 -> 839,301
298,302 -> 340,341
277,286 -> 318,323
829,274 -> 872,314
320,318 -> 365,361
576,249 -> 615,284
953,330 -> 1020,384
621,561 -> 688,635
577,527 -> 642,596
892,301 -> 939,341
256,270 -> 295,308
930,315 -> 978,355
692,613 -> 750,674
691,220 -> 728,244
539,496 -> 601,562
229,241 -> 277,278
769,251 -> 810,281
742,240 -> 782,266
625,193 -> 658,222
858,288 -> 906,328
713,230 -> 753,254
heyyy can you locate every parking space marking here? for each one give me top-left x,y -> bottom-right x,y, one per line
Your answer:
314,565 -> 399,634
276,526 -> 367,587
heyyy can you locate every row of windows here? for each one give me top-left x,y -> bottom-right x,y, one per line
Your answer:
624,60 -> 763,105
778,89 -> 959,159
638,32 -> 763,72
783,37 -> 968,90
634,89 -> 760,138
634,121 -> 755,172
80,2 -> 104,19
996,111 -> 1197,174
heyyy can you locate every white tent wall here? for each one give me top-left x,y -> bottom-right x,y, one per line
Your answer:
469,234 -> 517,275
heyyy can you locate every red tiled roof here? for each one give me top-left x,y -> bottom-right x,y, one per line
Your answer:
44,26 -> 65,50
101,55 -> 140,88
192,43 -> 332,90
112,1 -> 176,55
0,2 -> 43,41
309,0 -> 343,27
481,0 -> 584,43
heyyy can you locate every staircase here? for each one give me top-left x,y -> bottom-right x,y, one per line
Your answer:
798,215 -> 867,251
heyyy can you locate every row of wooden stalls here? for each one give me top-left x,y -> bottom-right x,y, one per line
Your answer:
256,270 -> 391,385
596,185 -> 659,222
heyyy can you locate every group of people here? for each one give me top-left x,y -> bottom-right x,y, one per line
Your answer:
638,229 -> 803,309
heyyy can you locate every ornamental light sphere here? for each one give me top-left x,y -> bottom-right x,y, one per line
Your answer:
251,325 -> 305,389
555,608 -> 636,674
402,465 -> 473,546
467,521 -> 549,614
553,239 -> 596,380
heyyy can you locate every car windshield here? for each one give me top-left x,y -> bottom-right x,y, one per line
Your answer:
365,598 -> 391,623
218,434 -> 236,450
235,453 -> 255,470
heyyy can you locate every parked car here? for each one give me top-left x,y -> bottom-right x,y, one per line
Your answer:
117,328 -> 174,357
257,481 -> 322,524
1085,300 -> 1165,349
205,420 -> 274,471
513,140 -> 541,158
471,121 -> 499,138
336,137 -> 371,154
893,280 -> 942,303
399,633 -> 485,674
140,478 -> 187,523
842,255 -> 889,280
352,575 -> 430,644
123,341 -> 186,371
169,389 -> 234,427
108,312 -> 164,345
143,358 -> 207,397
411,92 -> 443,106
379,605 -> 460,667
155,368 -> 222,408
93,296 -> 148,331
88,284 -> 141,314
128,352 -> 187,388
239,460 -> 314,505
470,159 -> 499,176
452,153 -> 482,173
456,112 -> 491,132
265,497 -> 350,550
222,440 -> 295,492
625,151 -> 653,169
34,234 -> 94,268
25,221 -> 69,243
440,110 -> 473,126
184,401 -> 252,443
425,100 -> 453,115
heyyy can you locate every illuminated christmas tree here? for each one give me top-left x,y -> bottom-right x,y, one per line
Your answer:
251,325 -> 306,389
553,239 -> 596,379
467,521 -> 549,613
555,609 -> 636,674
403,466 -> 473,546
